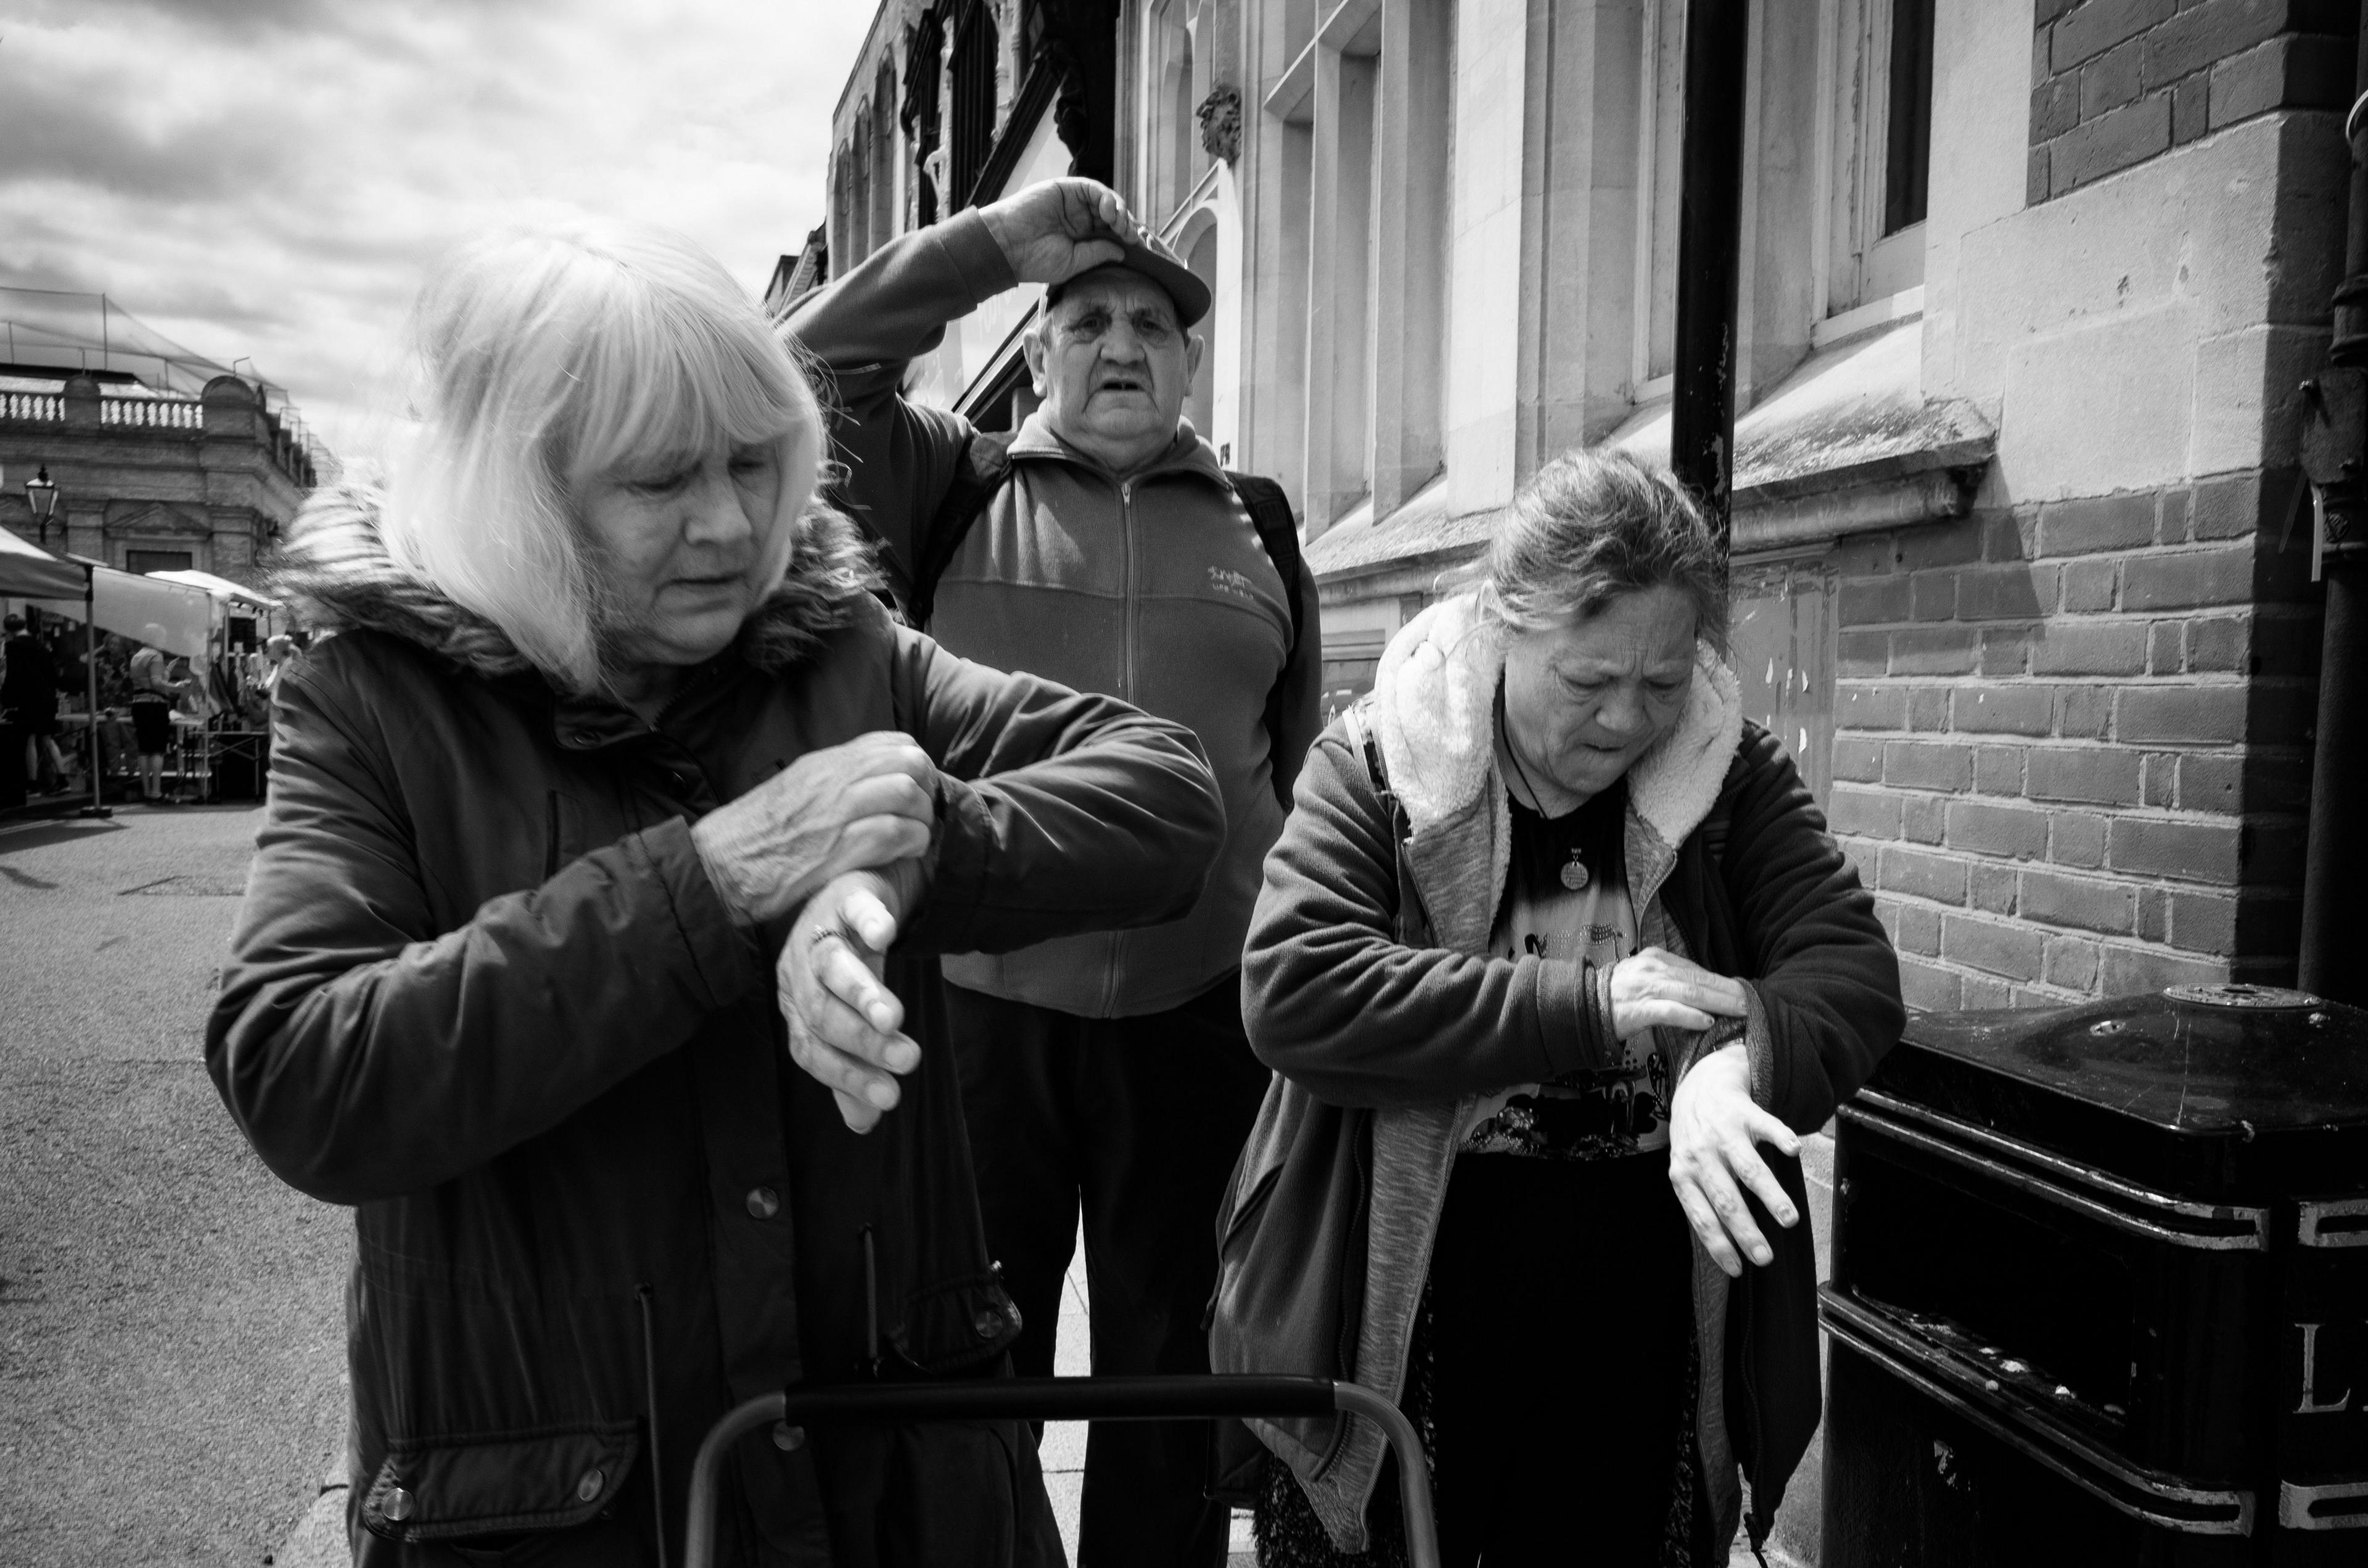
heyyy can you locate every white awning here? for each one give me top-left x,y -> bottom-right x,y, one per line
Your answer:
146,568 -> 281,609
21,562 -> 214,657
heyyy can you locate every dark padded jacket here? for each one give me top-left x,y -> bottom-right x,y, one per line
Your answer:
205,493 -> 1225,1567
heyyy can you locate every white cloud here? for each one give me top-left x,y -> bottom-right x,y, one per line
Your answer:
0,0 -> 874,466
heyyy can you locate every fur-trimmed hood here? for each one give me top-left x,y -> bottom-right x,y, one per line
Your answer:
1371,589 -> 1743,853
270,478 -> 878,686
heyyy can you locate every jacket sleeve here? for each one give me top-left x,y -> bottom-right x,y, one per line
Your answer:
782,210 -> 1016,587
889,623 -> 1227,956
1239,724 -> 1618,1109
204,662 -> 765,1206
1720,726 -> 1905,1132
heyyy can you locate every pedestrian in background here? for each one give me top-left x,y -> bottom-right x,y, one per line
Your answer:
207,216 -> 1224,1567
1213,451 -> 1903,1567
2,613 -> 70,793
787,175 -> 1322,1567
125,641 -> 192,803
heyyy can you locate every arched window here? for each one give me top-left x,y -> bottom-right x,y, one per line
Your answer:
1170,17 -> 1196,213
1148,0 -> 1196,221
831,146 -> 855,276
873,62 -> 898,245
949,1 -> 998,208
852,108 -> 875,261
1183,220 -> 1217,435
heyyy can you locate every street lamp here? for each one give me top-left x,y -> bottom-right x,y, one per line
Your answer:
25,466 -> 59,550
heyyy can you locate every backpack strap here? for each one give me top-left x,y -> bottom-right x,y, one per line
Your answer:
1224,470 -> 1307,658
899,431 -> 1014,628
1225,470 -> 1312,807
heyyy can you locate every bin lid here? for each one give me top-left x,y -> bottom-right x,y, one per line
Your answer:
1875,987 -> 2368,1202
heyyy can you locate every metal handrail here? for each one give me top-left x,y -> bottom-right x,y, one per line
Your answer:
682,1374 -> 1438,1568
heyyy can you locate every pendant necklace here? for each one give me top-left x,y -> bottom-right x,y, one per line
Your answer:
1499,684 -> 1590,890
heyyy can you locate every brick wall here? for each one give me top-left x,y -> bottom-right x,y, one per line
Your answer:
1825,466 -> 2317,1009
2028,0 -> 2356,203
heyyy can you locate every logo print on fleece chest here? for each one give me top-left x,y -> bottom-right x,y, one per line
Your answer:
1206,565 -> 1259,602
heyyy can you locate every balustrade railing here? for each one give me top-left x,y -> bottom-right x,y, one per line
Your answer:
2,391 -> 63,421
100,397 -> 204,429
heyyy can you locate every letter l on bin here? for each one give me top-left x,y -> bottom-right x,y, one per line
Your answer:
1821,983 -> 2368,1566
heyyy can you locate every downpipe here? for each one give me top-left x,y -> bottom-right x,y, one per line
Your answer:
1669,0 -> 1751,551
2296,24 -> 2368,1004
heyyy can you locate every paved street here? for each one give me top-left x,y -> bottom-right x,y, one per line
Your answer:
0,803 -> 348,1568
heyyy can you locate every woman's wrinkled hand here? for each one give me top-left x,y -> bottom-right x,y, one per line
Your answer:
691,731 -> 935,926
778,867 -> 924,1133
1668,1041 -> 1801,1278
1608,946 -> 1750,1040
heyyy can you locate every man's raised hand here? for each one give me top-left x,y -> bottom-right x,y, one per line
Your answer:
979,178 -> 1143,287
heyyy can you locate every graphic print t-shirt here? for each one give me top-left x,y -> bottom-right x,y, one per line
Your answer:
1463,777 -> 1674,1161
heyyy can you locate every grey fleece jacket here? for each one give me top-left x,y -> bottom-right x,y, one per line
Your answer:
785,208 -> 1323,1019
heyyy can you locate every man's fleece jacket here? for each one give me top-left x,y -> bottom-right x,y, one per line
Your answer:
785,207 -> 1324,1019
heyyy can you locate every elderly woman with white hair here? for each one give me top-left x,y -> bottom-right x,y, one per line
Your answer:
207,220 -> 1223,1567
1212,450 -> 1902,1567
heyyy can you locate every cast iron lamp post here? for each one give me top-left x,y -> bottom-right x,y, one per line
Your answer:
24,466 -> 58,549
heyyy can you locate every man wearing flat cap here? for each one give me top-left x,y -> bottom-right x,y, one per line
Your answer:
787,178 -> 1320,1565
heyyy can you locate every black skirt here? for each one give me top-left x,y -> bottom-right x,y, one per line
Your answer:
129,694 -> 174,754
1254,1151 -> 1710,1568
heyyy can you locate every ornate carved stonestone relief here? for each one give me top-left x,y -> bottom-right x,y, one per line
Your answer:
1196,83 -> 1241,165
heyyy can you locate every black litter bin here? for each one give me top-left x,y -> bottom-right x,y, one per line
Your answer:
1822,983 -> 2368,1566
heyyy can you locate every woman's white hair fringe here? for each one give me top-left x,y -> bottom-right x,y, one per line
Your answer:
380,215 -> 826,693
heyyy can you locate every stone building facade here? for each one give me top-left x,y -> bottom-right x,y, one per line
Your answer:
0,371 -> 317,590
1106,0 -> 2352,1007
823,0 -> 1127,428
813,0 -> 2355,1005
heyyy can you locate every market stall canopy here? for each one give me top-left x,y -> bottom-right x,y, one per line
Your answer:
0,527 -> 84,599
21,560 -> 213,656
146,568 -> 282,609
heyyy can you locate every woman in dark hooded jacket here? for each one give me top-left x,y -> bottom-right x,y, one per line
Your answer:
1212,451 -> 1902,1567
207,218 -> 1223,1567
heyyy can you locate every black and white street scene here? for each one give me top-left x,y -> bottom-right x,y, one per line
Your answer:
6,2 -> 2368,1567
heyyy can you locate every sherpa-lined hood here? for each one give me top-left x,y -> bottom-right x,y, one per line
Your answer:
1371,590 -> 1743,852
270,478 -> 877,686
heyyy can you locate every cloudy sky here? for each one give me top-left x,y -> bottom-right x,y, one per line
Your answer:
0,0 -> 875,467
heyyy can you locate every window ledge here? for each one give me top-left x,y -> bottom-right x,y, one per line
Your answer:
1611,311 -> 1992,546
1309,314 -> 1996,589
1810,285 -> 1925,351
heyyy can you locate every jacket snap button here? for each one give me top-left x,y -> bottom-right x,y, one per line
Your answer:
576,1467 -> 604,1503
383,1485 -> 414,1522
745,1186 -> 780,1220
772,1421 -> 805,1451
972,1307 -> 1003,1340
